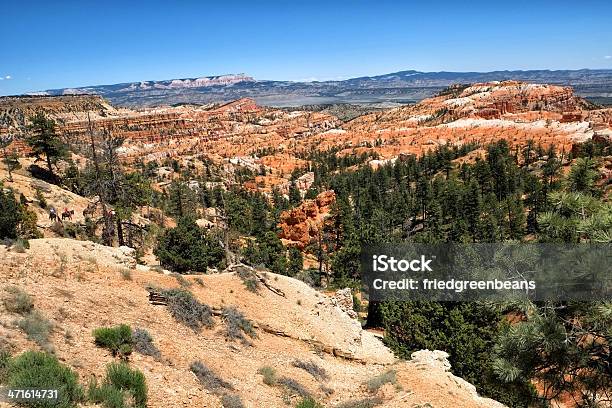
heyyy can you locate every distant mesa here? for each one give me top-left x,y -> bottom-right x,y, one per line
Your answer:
21,69 -> 612,108
43,73 -> 255,97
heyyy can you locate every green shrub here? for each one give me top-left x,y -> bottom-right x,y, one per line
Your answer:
163,289 -> 214,331
221,306 -> 257,344
352,293 -> 362,313
12,238 -> 30,252
88,362 -> 147,408
296,397 -> 324,408
19,207 -> 42,239
3,286 -> 34,314
257,366 -> 277,386
190,360 -> 233,393
105,363 -> 147,407
35,188 -> 47,209
0,349 -> 10,383
17,310 -> 53,348
87,381 -> 125,408
0,188 -> 21,239
93,324 -> 133,358
154,217 -> 224,273
366,370 -> 396,393
7,351 -> 83,407
235,265 -> 260,293
221,393 -> 245,408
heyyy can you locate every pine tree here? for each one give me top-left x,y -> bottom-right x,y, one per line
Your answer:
1,135 -> 20,182
330,230 -> 361,286
289,180 -> 302,206
463,179 -> 482,238
168,180 -> 198,219
251,194 -> 268,237
493,302 -> 611,406
154,217 -> 223,273
0,188 -> 21,239
2,152 -> 20,182
26,112 -> 68,177
287,247 -> 303,277
567,158 -> 599,195
255,231 -> 287,275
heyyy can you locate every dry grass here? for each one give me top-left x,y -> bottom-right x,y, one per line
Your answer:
132,328 -> 161,360
221,306 -> 257,344
366,370 -> 397,393
190,361 -> 234,393
292,359 -> 328,381
335,396 -> 383,408
220,393 -> 245,408
120,268 -> 133,281
277,376 -> 311,398
3,286 -> 34,314
257,366 -> 277,386
163,289 -> 214,332
17,310 -> 54,350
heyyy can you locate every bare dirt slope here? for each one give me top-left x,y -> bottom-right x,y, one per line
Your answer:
0,162 -> 94,228
0,238 -> 505,408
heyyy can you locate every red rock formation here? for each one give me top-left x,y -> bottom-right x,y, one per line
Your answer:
278,190 -> 336,249
2,83 -> 610,195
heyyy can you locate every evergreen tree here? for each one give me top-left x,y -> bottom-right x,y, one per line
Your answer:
493,302 -> 611,406
113,172 -> 152,246
224,192 -> 252,234
330,230 -> 361,286
2,152 -> 20,182
256,231 -> 287,275
289,180 -> 302,206
0,188 -> 21,239
567,158 -> 599,195
287,247 -> 303,277
154,217 -> 224,273
251,194 -> 268,237
506,195 -> 526,239
463,179 -> 482,238
1,135 -> 20,182
167,180 -> 198,219
26,112 -> 68,177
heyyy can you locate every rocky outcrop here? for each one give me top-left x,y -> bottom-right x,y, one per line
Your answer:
0,94 -> 115,130
331,288 -> 358,319
277,190 -> 336,249
403,350 -> 508,408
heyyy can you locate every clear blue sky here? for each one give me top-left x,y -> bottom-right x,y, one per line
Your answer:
1,0 -> 611,96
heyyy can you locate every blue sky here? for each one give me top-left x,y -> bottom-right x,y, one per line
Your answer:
1,0 -> 611,95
